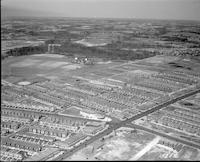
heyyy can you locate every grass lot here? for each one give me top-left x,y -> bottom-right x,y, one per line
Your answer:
2,54 -> 124,83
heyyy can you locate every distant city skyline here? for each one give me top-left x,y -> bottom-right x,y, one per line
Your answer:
2,0 -> 200,21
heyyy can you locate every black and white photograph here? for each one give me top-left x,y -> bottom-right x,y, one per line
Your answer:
1,0 -> 200,161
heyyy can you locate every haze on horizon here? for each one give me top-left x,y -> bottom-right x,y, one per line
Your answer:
2,0 -> 200,21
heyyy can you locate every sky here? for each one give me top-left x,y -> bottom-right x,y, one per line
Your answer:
2,0 -> 200,20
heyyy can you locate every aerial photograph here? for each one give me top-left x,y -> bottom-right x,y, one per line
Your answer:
1,0 -> 200,161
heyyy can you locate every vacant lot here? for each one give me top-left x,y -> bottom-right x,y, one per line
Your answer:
66,127 -> 156,161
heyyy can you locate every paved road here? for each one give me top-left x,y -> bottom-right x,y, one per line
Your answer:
126,123 -> 200,150
54,125 -> 117,161
107,88 -> 200,130
40,150 -> 64,161
54,88 -> 200,161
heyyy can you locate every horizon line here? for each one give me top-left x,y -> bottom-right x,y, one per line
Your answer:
2,15 -> 200,22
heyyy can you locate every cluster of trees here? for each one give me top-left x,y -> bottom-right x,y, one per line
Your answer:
56,41 -> 156,61
5,45 -> 46,57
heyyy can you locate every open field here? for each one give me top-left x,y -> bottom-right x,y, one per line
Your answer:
2,54 -> 125,82
139,142 -> 200,161
1,17 -> 200,161
66,127 -> 156,161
